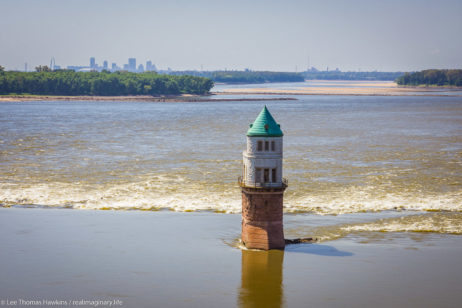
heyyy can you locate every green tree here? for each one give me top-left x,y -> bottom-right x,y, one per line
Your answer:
35,65 -> 51,72
396,69 -> 462,87
0,70 -> 213,96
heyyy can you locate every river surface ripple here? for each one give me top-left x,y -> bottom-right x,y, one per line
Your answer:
1,86 -> 461,237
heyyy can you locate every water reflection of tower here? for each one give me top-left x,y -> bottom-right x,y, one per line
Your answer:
239,250 -> 284,308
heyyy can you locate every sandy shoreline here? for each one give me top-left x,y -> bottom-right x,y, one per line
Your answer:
0,94 -> 296,102
2,81 -> 462,102
213,91 -> 462,97
211,80 -> 462,96
215,86 -> 462,96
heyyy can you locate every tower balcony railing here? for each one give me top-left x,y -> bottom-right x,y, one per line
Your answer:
238,176 -> 288,189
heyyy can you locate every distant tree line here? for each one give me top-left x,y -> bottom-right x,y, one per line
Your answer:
0,68 -> 214,96
396,69 -> 462,87
303,71 -> 404,81
167,70 -> 305,83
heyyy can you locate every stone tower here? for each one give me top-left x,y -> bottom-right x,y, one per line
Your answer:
239,106 -> 287,250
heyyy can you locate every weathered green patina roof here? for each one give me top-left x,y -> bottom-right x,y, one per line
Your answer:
247,106 -> 283,137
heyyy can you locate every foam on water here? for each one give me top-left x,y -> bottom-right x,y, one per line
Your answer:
285,187 -> 462,214
1,96 -> 461,228
1,178 -> 461,215
285,212 -> 462,242
0,176 -> 242,213
343,213 -> 462,234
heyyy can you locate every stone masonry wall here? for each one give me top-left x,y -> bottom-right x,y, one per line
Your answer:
241,189 -> 285,250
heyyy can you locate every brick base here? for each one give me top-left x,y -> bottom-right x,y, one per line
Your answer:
241,188 -> 285,250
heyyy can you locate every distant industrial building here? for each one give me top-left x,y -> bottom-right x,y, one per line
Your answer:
67,65 -> 87,71
146,60 -> 157,72
128,58 -> 136,72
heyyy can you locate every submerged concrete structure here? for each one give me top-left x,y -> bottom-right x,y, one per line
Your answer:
239,106 -> 287,250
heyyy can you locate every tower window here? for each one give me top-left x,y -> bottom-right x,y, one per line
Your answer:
272,168 -> 277,182
271,141 -> 275,151
265,141 -> 269,151
256,168 -> 262,183
257,141 -> 263,151
264,169 -> 269,183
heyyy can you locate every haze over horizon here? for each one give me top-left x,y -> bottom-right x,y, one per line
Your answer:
1,0 -> 461,72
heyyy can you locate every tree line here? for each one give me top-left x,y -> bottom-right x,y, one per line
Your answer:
168,69 -> 404,82
396,69 -> 462,87
303,71 -> 404,81
166,70 -> 305,83
0,68 -> 214,96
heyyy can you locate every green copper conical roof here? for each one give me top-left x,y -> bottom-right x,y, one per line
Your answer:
247,106 -> 283,137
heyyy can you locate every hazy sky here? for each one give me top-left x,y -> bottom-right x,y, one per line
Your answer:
1,0 -> 461,71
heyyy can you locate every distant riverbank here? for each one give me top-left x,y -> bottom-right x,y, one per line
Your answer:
3,80 -> 462,102
396,69 -> 462,87
397,84 -> 462,89
0,70 -> 213,97
0,94 -> 296,102
213,80 -> 462,96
